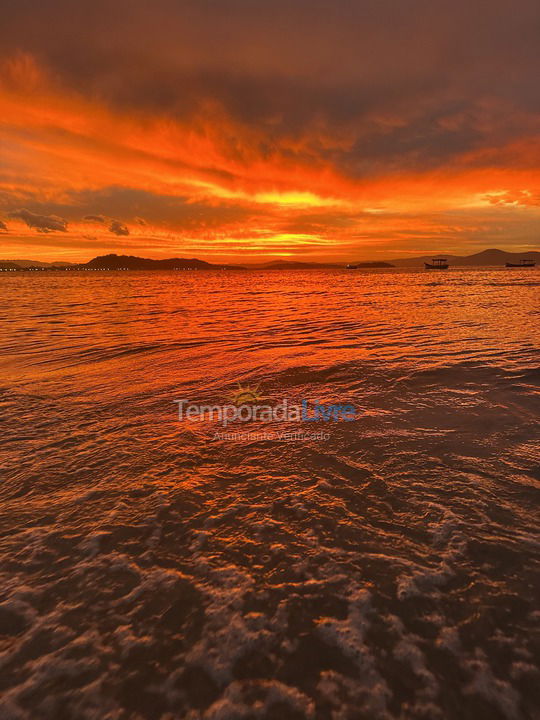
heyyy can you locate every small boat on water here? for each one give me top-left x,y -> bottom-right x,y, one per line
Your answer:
505,259 -> 536,268
424,258 -> 449,270
346,264 -> 358,269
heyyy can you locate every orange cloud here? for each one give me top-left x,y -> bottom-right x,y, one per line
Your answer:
0,38 -> 539,262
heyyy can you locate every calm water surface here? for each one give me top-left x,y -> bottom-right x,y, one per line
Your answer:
1,269 -> 539,719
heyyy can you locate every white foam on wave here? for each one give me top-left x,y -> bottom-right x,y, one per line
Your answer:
436,625 -> 461,655
186,566 -> 276,685
396,504 -> 467,601
463,648 -> 521,720
387,614 -> 442,719
316,587 -> 391,717
194,680 -> 315,720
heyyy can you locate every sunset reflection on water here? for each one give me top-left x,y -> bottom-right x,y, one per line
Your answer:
1,268 -> 539,719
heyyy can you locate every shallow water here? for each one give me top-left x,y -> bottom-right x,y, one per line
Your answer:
1,268 -> 539,719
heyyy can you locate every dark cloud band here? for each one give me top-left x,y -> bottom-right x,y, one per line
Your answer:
8,209 -> 68,233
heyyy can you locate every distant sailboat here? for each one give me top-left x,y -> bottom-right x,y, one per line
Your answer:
505,259 -> 536,268
424,258 -> 449,270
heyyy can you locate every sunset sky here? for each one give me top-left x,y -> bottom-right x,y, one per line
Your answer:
0,0 -> 539,263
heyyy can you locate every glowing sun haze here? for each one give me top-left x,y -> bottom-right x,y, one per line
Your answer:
0,0 -> 539,262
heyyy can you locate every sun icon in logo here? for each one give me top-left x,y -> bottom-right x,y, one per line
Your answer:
229,382 -> 266,405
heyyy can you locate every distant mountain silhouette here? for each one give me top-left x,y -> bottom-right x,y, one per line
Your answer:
391,248 -> 540,267
82,254 -> 245,270
248,260 -> 341,269
347,261 -> 395,268
252,260 -> 394,269
2,249 -> 538,271
0,258 -> 74,268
